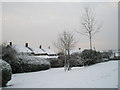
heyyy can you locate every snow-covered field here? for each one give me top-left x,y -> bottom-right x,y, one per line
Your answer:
7,61 -> 118,88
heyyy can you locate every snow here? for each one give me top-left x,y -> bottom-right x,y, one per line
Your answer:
33,55 -> 58,59
0,59 -> 11,70
115,52 -> 120,57
7,61 -> 118,88
70,50 -> 81,55
43,48 -> 57,55
12,45 -> 32,53
29,47 -> 47,55
18,56 -> 50,65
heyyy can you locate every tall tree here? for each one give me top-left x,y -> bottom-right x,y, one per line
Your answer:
77,8 -> 102,50
54,31 -> 77,71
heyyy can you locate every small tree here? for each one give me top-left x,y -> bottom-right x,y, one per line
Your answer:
0,43 -> 23,73
77,8 -> 102,50
54,31 -> 77,71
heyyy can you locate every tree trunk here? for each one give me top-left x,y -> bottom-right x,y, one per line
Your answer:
64,49 -> 67,67
64,49 -> 68,71
89,33 -> 92,50
67,49 -> 70,71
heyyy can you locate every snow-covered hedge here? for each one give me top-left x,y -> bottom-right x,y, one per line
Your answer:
48,54 -> 84,68
0,59 -> 12,87
1,44 -> 23,73
48,58 -> 64,68
18,56 -> 51,72
81,49 -> 102,66
69,53 -> 84,67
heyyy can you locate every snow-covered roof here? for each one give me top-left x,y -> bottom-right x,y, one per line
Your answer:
33,56 -> 58,59
12,45 -> 33,53
43,48 -> 57,55
70,50 -> 81,55
29,47 -> 47,54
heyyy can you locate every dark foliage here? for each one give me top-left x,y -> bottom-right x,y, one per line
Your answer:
101,51 -> 112,60
18,56 -> 51,73
69,53 -> 84,67
0,43 -> 50,73
48,57 -> 64,68
1,45 -> 23,73
81,49 -> 102,66
49,53 -> 84,68
0,59 -> 12,87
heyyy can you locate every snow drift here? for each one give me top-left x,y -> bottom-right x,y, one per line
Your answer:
7,60 -> 118,88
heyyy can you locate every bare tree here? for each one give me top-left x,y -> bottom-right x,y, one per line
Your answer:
77,7 -> 102,50
54,30 -> 77,71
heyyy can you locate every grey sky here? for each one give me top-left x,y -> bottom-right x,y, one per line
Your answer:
2,2 -> 118,51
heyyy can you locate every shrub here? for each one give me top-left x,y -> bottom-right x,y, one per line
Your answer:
1,44 -> 23,73
0,59 -> 12,87
0,43 -> 51,73
101,51 -> 112,61
69,53 -> 84,67
18,56 -> 51,72
50,53 -> 84,68
48,58 -> 64,68
81,49 -> 102,66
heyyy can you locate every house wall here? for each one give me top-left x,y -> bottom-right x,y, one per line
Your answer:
115,52 -> 120,57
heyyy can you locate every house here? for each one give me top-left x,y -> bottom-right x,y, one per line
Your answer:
8,42 -> 58,59
110,50 -> 120,59
69,49 -> 81,55
29,47 -> 48,56
29,45 -> 58,58
43,48 -> 58,58
9,42 -> 33,56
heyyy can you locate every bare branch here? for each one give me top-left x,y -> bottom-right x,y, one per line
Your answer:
76,7 -> 102,50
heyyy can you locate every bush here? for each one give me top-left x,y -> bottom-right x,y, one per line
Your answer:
18,56 -> 51,72
0,59 -> 12,87
101,51 -> 112,61
48,58 -> 64,68
0,43 -> 51,73
81,49 -> 102,66
50,53 -> 84,68
69,53 -> 84,67
1,44 -> 23,73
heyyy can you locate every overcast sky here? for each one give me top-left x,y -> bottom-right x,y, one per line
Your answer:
1,2 -> 118,51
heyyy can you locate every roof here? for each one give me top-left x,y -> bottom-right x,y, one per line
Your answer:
29,47 -> 47,54
33,56 -> 58,59
12,45 -> 33,53
43,48 -> 57,55
70,50 -> 81,55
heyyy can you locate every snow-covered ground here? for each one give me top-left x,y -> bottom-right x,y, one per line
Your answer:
7,61 -> 118,88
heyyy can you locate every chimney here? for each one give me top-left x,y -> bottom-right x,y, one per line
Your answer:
9,42 -> 12,46
25,43 -> 28,47
39,45 -> 42,49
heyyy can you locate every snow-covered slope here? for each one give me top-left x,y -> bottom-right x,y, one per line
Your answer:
7,61 -> 118,88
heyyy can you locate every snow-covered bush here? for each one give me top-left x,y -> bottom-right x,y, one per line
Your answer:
70,53 -> 84,67
1,44 -> 23,73
101,51 -> 112,61
18,56 -> 51,72
48,58 -> 64,68
49,53 -> 84,68
1,44 -> 17,61
0,43 -> 50,73
0,59 -> 12,87
81,49 -> 102,66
